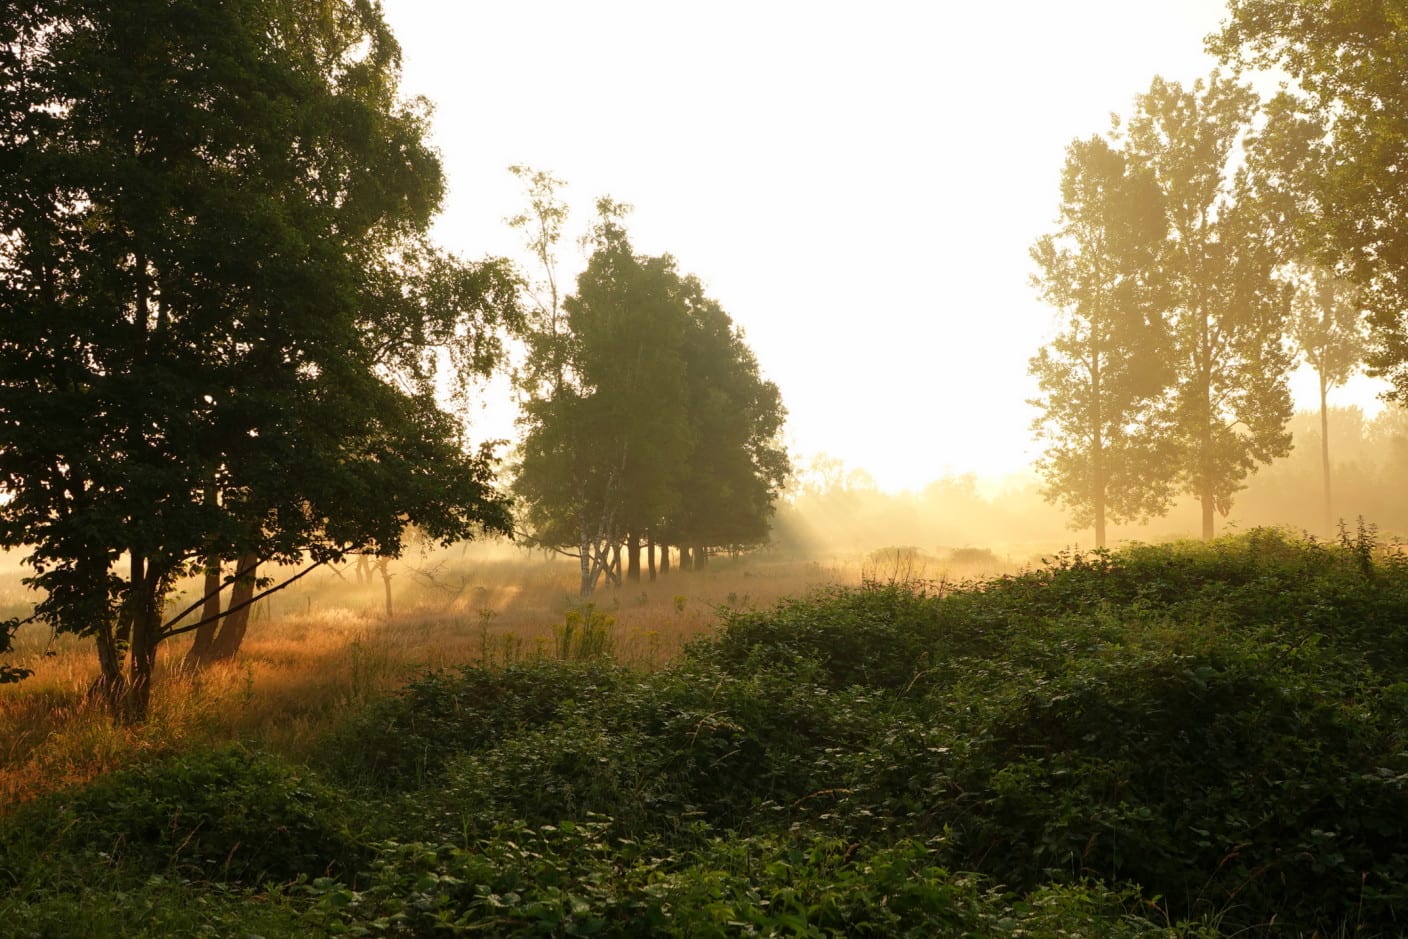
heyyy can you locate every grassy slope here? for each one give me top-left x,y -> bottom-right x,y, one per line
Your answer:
4,530 -> 1408,936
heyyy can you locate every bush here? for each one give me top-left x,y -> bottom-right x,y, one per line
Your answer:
321,660 -> 627,791
0,745 -> 361,888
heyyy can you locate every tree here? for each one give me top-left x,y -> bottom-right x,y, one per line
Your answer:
1288,266 -> 1368,533
665,278 -> 790,564
1123,74 -> 1295,540
514,199 -> 691,595
1029,135 -> 1175,547
0,0 -> 514,717
1214,2 -> 1408,402
512,195 -> 787,593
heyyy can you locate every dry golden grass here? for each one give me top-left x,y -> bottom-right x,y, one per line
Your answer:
0,542 -> 1024,810
0,547 -> 893,810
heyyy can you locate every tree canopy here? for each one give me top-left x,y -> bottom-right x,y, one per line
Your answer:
512,195 -> 788,595
1215,0 -> 1408,402
1029,135 -> 1174,547
0,0 -> 515,716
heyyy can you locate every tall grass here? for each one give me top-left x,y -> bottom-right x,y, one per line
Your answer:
0,548 -> 920,809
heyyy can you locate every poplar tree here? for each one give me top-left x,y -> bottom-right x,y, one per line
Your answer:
1216,1 -> 1408,403
1029,136 -> 1174,547
1290,267 -> 1368,533
1124,74 -> 1295,540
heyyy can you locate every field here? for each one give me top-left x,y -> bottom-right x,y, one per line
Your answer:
0,545 -> 907,808
3,531 -> 1408,936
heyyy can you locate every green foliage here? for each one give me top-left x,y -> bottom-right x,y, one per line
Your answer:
554,604 -> 616,661
303,825 -> 1184,938
2,881 -> 307,939
0,746 -> 361,888
322,662 -> 627,792
15,533 -> 1408,934
1216,1 -> 1408,404
0,0 -> 514,714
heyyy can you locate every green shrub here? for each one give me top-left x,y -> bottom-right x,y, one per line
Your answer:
321,660 -> 627,791
0,745 -> 361,888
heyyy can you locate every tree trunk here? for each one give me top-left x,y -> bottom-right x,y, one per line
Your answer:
377,557 -> 393,618
579,514 -> 595,597
183,558 -> 223,670
208,553 -> 259,662
626,532 -> 641,583
92,617 -> 126,709
646,535 -> 656,582
1091,344 -> 1107,550
1199,402 -> 1215,541
679,545 -> 692,572
693,545 -> 708,570
1320,371 -> 1332,536
660,544 -> 670,575
124,553 -> 162,723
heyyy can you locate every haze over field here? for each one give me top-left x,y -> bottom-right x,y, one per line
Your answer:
381,0 -> 1389,494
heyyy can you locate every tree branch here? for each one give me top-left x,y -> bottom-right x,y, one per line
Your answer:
161,556 -> 259,631
162,559 -> 329,640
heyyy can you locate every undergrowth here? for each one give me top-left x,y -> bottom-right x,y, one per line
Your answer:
4,528 -> 1408,935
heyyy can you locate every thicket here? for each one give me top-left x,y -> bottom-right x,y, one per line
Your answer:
4,529 -> 1408,936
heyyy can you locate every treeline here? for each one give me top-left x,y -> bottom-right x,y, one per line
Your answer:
1030,6 -> 1408,546
508,176 -> 789,597
782,405 -> 1408,561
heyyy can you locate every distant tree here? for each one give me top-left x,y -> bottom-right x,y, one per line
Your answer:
1123,74 -> 1295,540
665,279 -> 790,566
506,165 -> 571,396
514,200 -> 691,594
1029,135 -> 1175,547
1215,2 -> 1408,403
1288,266 -> 1369,533
0,0 -> 514,717
512,197 -> 787,592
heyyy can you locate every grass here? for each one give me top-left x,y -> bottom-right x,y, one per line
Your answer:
0,544 -> 977,810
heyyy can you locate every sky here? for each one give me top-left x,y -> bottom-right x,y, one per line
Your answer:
379,0 -> 1389,494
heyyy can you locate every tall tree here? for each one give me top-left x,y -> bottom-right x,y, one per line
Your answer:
667,278 -> 790,561
1215,2 -> 1408,403
512,197 -> 787,592
514,200 -> 690,595
1029,135 -> 1174,547
0,0 -> 514,716
1289,266 -> 1368,533
1123,74 -> 1295,540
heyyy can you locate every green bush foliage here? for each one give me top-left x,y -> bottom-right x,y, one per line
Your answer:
0,746 -> 361,889
11,530 -> 1408,934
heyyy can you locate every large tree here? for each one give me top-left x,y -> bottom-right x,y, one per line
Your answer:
514,200 -> 691,595
0,0 -> 514,717
666,277 -> 790,566
512,197 -> 787,593
1214,1 -> 1408,402
1289,265 -> 1368,533
1123,74 -> 1295,540
1029,135 -> 1174,547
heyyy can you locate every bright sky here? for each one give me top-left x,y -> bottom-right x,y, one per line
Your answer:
380,0 -> 1389,493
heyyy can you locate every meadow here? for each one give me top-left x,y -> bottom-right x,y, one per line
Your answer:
3,531 -> 1408,936
0,544 -> 907,810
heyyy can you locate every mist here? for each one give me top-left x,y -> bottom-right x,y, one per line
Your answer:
773,405 -> 1408,570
